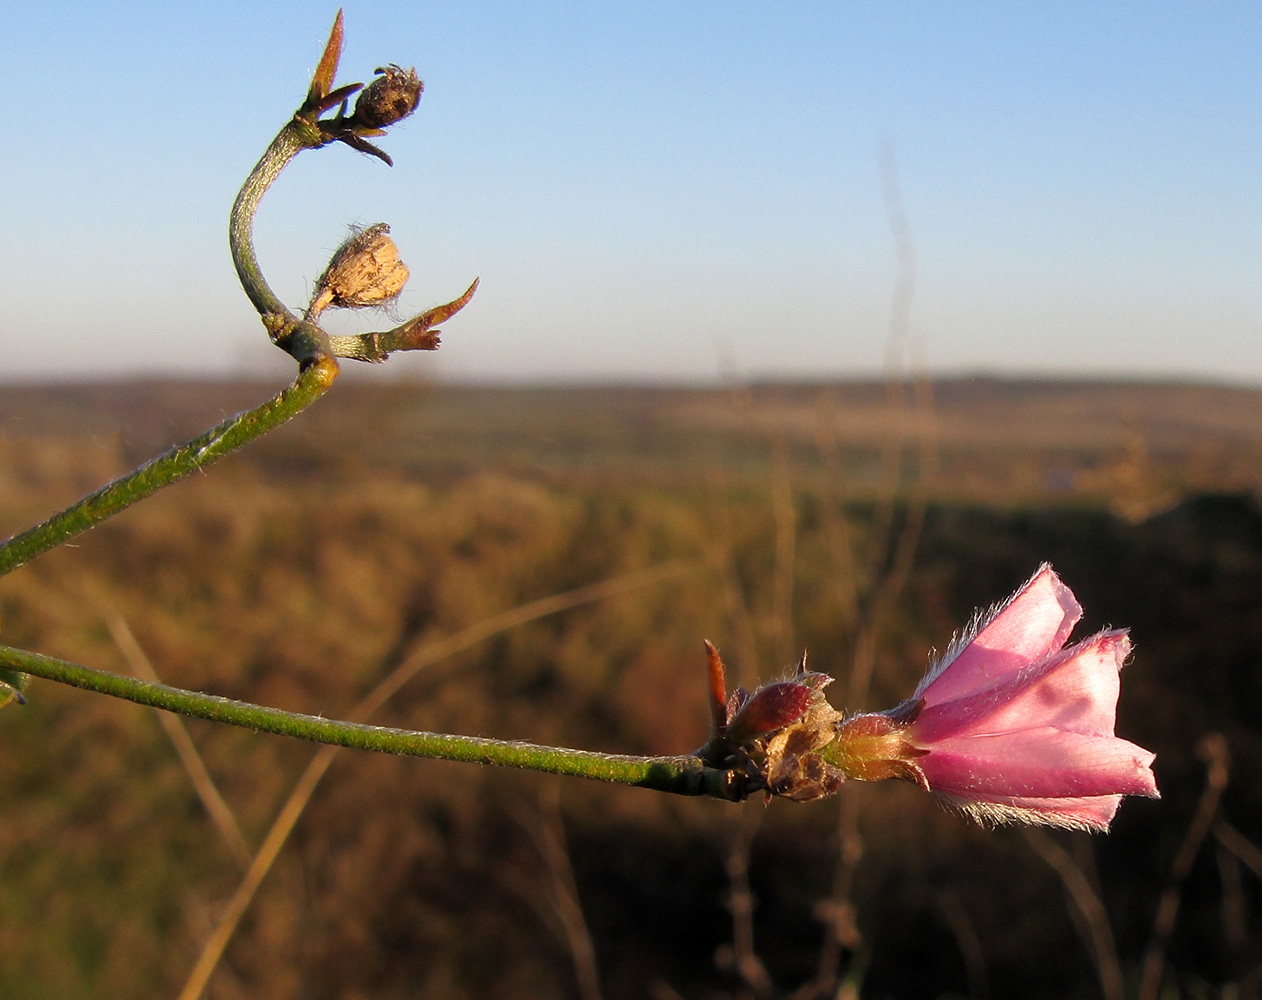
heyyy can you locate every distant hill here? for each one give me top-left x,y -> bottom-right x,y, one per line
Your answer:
1,378 -> 1259,512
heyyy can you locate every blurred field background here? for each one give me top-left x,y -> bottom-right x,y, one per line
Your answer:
0,376 -> 1260,999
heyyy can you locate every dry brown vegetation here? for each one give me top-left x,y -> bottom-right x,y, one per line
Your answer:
1,377 -> 1259,999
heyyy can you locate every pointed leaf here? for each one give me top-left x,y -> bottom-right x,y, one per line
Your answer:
312,82 -> 364,117
703,640 -> 728,734
307,10 -> 345,106
410,278 -> 479,331
335,132 -> 394,165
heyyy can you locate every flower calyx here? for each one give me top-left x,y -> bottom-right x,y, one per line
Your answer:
820,707 -> 930,789
696,642 -> 847,803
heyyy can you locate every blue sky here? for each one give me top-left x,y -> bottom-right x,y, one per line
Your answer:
1,2 -> 1259,384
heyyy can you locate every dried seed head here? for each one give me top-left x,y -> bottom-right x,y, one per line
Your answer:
308,223 -> 410,319
351,65 -> 423,129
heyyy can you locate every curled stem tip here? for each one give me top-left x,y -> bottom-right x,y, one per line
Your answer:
231,11 -> 475,366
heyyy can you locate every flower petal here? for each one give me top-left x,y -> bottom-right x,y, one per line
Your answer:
916,564 -> 1081,706
937,791 -> 1125,833
912,630 -> 1128,743
918,727 -> 1159,799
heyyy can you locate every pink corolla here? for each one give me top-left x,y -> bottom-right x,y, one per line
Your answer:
829,564 -> 1160,831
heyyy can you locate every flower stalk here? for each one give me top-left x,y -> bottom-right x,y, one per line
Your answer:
0,644 -> 744,800
0,11 -> 479,581
228,124 -> 308,328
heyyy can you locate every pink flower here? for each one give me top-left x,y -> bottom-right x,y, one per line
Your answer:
830,565 -> 1159,831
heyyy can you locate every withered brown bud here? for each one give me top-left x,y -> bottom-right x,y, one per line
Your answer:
308,223 -> 409,320
351,65 -> 423,129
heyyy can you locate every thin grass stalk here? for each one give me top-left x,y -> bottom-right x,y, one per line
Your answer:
175,562 -> 705,1000
108,615 -> 253,868
1139,733 -> 1231,1000
1023,829 -> 1124,1000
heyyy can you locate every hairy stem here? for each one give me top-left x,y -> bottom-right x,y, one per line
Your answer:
0,359 -> 338,578
228,119 -> 336,362
0,645 -> 744,800
228,122 -> 310,322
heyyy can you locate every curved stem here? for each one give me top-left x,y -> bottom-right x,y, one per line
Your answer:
228,122 -> 310,322
0,645 -> 744,800
228,120 -> 335,362
0,358 -> 338,578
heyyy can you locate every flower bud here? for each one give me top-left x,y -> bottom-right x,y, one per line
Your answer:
351,65 -> 422,129
725,680 -> 813,746
308,223 -> 409,319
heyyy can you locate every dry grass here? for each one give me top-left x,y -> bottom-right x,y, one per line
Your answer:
0,378 -> 1259,999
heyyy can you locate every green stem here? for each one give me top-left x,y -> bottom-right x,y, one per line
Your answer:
0,359 -> 338,578
0,646 -> 745,800
228,122 -> 308,322
229,120 -> 333,362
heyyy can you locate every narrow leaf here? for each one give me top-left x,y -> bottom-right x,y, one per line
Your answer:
307,9 -> 345,106
410,278 -> 480,331
704,640 -> 728,735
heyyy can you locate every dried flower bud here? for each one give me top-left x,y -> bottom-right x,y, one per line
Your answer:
351,65 -> 422,129
308,223 -> 409,319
